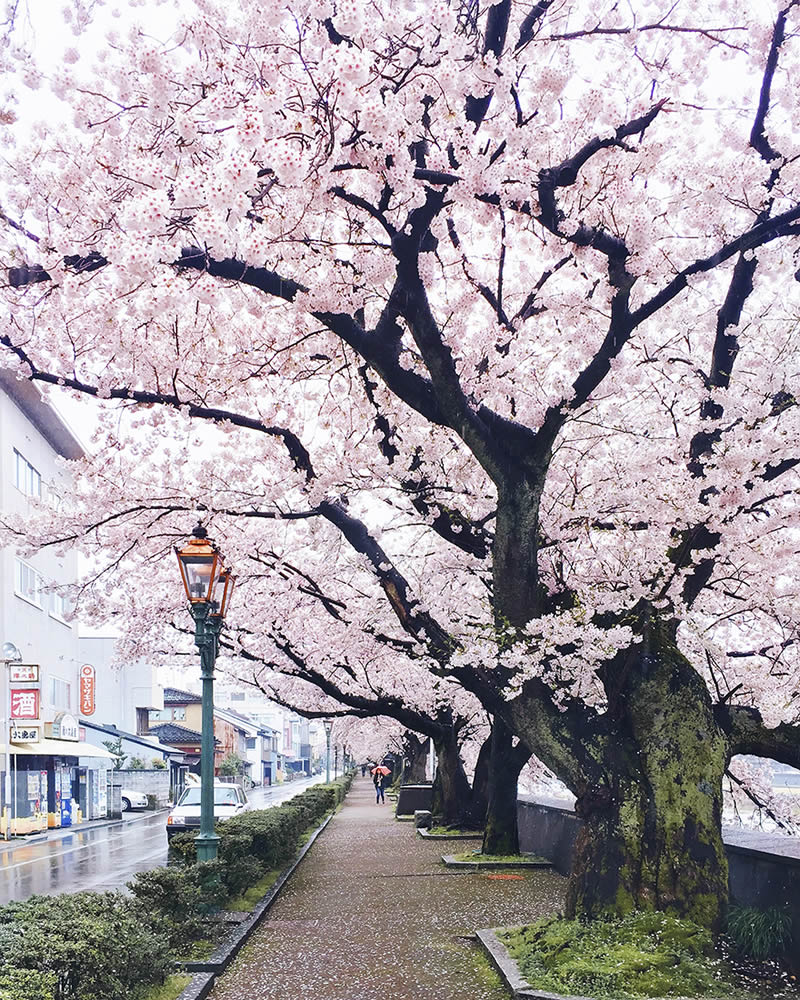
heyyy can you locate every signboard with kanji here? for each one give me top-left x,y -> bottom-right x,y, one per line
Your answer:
9,663 -> 39,683
10,688 -> 39,719
79,664 -> 96,716
10,724 -> 40,742
48,712 -> 79,741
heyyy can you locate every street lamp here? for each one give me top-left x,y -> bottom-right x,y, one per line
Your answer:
323,719 -> 333,784
176,525 -> 235,862
1,641 -> 22,841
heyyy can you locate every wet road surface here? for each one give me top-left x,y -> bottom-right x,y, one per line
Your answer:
0,775 -> 324,905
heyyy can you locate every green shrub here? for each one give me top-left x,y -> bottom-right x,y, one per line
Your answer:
0,892 -> 172,1000
0,968 -> 57,1000
128,866 -> 214,949
218,752 -> 244,777
725,905 -> 793,961
0,779 -> 350,999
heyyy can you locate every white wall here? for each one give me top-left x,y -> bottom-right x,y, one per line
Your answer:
77,635 -> 164,733
0,388 -> 82,726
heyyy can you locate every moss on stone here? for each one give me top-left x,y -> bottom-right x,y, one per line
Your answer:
450,850 -> 549,864
499,911 -> 759,999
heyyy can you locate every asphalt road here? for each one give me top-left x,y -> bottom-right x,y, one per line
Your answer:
0,774 -> 325,906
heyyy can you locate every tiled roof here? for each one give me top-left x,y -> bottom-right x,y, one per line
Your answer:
149,722 -> 219,745
163,687 -> 202,705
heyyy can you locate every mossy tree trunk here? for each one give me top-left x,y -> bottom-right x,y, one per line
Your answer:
482,716 -> 530,855
566,616 -> 730,928
482,475 -> 730,927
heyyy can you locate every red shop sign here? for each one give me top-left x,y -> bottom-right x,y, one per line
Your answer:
79,664 -> 96,716
10,688 -> 39,719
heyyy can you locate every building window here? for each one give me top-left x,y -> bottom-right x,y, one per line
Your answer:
14,559 -> 43,608
50,677 -> 72,710
136,707 -> 150,736
246,737 -> 256,750
230,692 -> 245,702
149,706 -> 186,723
14,450 -> 42,498
50,590 -> 70,623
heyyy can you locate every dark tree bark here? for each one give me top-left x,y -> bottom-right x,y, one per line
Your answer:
464,732 -> 491,829
431,730 -> 473,826
401,731 -> 430,783
505,611 -> 730,929
482,716 -> 531,855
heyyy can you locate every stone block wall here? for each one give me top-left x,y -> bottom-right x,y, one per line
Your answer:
115,769 -> 172,807
517,794 -> 800,969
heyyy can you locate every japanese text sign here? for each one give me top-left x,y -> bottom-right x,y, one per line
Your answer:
79,664 -> 96,716
9,663 -> 39,683
10,688 -> 39,719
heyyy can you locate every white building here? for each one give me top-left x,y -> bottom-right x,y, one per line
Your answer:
0,372 -> 115,834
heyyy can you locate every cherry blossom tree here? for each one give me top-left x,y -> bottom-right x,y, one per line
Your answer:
3,0 -> 800,928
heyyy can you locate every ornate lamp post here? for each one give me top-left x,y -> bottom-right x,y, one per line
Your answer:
176,525 -> 235,862
1,641 -> 22,841
323,719 -> 333,784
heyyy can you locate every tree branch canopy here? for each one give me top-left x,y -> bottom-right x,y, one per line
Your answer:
2,0 -> 800,923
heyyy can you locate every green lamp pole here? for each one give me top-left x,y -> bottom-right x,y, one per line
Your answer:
176,525 -> 235,863
323,719 -> 333,784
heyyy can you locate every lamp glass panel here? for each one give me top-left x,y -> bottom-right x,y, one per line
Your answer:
213,573 -> 235,618
182,554 -> 218,601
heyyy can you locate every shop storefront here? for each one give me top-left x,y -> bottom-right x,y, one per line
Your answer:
1,721 -> 115,834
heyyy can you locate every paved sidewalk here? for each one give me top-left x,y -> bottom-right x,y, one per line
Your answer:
209,775 -> 567,1000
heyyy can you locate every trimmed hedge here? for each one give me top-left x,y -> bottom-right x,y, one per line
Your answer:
0,969 -> 58,1000
0,777 -> 351,999
0,892 -> 173,1000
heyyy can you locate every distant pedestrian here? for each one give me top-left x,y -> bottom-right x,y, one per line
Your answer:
373,769 -> 385,804
361,763 -> 367,777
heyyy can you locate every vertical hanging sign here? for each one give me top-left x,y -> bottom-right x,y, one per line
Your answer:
79,664 -> 96,716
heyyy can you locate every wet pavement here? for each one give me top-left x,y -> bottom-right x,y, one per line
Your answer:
0,775 -> 324,904
209,775 -> 567,1000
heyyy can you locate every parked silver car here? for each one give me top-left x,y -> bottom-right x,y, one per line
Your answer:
121,788 -> 148,811
166,782 -> 251,839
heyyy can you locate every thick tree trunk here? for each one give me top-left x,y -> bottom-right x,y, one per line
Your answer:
461,733 -> 490,829
492,475 -> 730,929
402,732 -> 430,783
567,616 -> 729,929
482,716 -> 530,855
431,732 -> 472,826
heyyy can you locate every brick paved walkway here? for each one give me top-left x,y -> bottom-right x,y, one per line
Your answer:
208,774 -> 566,1000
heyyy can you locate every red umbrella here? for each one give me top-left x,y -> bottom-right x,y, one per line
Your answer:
371,765 -> 391,776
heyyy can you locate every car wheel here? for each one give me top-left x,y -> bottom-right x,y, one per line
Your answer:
121,797 -> 131,812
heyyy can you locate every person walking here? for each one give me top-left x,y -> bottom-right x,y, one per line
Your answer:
373,769 -> 385,804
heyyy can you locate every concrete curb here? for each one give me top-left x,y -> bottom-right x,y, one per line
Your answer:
175,811 -> 334,997
442,853 -> 552,869
395,813 -> 415,822
476,927 -> 591,1000
176,973 -> 215,1000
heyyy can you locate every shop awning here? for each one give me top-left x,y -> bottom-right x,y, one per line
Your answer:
0,739 -> 116,758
